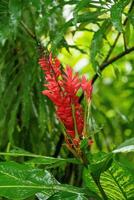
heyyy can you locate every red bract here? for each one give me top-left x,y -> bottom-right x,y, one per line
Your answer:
39,53 -> 93,147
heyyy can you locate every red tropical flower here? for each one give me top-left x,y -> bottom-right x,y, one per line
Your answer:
39,53 -> 93,148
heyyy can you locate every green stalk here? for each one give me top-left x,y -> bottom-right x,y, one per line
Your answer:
83,97 -> 88,137
71,103 -> 79,139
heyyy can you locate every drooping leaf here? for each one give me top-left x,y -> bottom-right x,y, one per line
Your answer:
110,0 -> 131,32
100,161 -> 134,200
90,20 -> 111,71
9,0 -> 22,36
113,137 -> 134,153
0,0 -> 9,44
0,150 -> 80,167
128,10 -> 134,27
7,100 -> 20,144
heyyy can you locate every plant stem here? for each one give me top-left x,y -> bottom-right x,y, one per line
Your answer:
79,45 -> 134,102
20,20 -> 38,42
71,103 -> 79,139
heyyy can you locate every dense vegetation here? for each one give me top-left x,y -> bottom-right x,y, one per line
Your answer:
0,0 -> 134,199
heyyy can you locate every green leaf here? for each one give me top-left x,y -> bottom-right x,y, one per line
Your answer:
0,150 -> 80,166
113,137 -> 134,153
83,168 -> 100,195
90,20 -> 111,71
110,0 -> 131,32
27,157 -> 80,168
128,10 -> 134,27
74,11 -> 104,24
0,161 -> 86,200
89,152 -> 113,180
100,161 -> 134,200
0,0 -> 9,44
7,101 -> 20,144
46,191 -> 88,200
9,0 -> 22,36
0,161 -> 58,199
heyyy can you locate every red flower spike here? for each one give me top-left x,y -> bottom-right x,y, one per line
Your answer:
39,53 -> 93,149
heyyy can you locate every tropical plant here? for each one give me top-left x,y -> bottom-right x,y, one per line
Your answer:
0,0 -> 134,199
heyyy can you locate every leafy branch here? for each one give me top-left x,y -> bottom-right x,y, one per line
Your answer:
79,45 -> 134,102
92,45 -> 134,83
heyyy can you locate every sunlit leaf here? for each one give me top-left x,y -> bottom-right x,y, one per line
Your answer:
113,137 -> 134,153
100,161 -> 134,200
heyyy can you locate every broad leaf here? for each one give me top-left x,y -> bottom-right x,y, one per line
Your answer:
0,161 -> 58,199
83,168 -> 100,196
100,161 -> 134,200
89,152 -> 113,180
113,137 -> 134,153
0,161 -> 86,200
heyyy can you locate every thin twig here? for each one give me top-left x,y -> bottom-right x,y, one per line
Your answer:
20,20 -> 38,42
79,46 -> 134,102
92,46 -> 134,83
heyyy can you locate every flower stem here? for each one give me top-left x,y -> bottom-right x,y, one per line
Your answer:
71,103 -> 79,139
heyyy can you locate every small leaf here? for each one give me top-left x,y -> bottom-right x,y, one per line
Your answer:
113,137 -> 134,153
110,0 -> 131,32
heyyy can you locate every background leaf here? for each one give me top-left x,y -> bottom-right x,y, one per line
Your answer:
113,137 -> 134,153
110,0 -> 131,32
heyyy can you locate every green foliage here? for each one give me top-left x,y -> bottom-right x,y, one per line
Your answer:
110,0 -> 131,32
0,161 -> 88,200
90,20 -> 111,71
0,0 -> 134,199
113,137 -> 134,153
